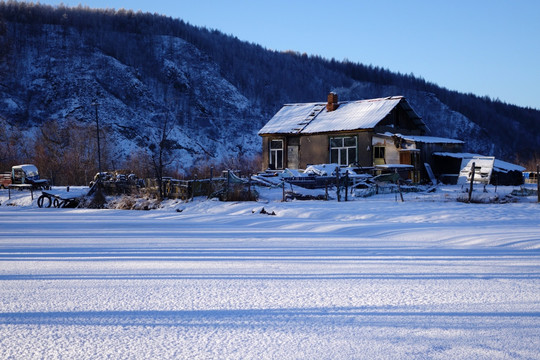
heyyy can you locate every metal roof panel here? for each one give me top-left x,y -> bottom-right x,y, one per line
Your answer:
258,96 -> 419,135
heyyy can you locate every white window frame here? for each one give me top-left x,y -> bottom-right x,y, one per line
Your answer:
269,139 -> 284,169
330,136 -> 357,166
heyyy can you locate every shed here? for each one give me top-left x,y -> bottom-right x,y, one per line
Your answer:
373,133 -> 464,182
432,152 -> 524,185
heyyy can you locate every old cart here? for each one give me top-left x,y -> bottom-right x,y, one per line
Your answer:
37,187 -> 89,208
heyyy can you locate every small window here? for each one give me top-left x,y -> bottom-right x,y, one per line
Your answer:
344,137 -> 356,147
374,146 -> 385,159
329,136 -> 357,165
330,138 -> 343,148
269,139 -> 283,169
12,169 -> 24,181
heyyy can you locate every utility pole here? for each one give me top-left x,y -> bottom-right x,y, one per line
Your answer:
536,164 -> 540,203
91,101 -> 102,179
87,100 -> 106,207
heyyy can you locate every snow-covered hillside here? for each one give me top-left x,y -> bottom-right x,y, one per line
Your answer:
1,24 -> 264,170
1,4 -> 539,172
0,186 -> 539,358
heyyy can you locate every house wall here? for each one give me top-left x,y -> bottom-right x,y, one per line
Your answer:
372,135 -> 400,164
387,143 -> 400,164
261,136 -> 269,170
299,135 -> 328,168
262,131 -> 374,170
261,135 -> 287,170
261,134 -> 331,170
420,143 -> 463,168
357,132 -> 373,167
299,131 -> 373,168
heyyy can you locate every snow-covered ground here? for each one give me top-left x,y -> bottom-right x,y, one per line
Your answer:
1,185 -> 539,359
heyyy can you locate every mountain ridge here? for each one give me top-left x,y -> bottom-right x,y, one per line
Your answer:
0,2 -> 538,183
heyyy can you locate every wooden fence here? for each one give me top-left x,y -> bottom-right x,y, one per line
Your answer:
145,177 -> 227,200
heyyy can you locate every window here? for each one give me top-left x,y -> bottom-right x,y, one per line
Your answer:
12,169 -> 24,182
329,136 -> 357,165
269,139 -> 283,169
374,146 -> 385,160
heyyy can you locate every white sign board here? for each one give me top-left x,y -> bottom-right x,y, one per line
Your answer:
457,156 -> 495,185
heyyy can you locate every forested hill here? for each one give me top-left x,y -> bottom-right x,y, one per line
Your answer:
0,2 -> 538,181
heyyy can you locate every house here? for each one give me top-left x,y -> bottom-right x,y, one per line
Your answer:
258,93 -> 463,181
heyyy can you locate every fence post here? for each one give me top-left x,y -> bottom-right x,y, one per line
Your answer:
209,167 -> 214,197
468,162 -> 476,203
325,181 -> 328,201
396,169 -> 404,202
537,164 -> 539,203
344,172 -> 349,202
227,170 -> 230,200
248,174 -> 252,201
335,167 -> 340,202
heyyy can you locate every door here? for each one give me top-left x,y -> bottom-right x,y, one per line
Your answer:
399,151 -> 411,165
288,145 -> 299,169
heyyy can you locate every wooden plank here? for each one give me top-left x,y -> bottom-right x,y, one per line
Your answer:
424,163 -> 437,185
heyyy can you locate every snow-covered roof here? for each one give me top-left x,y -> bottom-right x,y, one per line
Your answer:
375,164 -> 414,169
399,135 -> 463,144
377,132 -> 464,144
12,164 -> 39,176
433,152 -> 525,173
304,164 -> 358,176
259,96 -> 424,135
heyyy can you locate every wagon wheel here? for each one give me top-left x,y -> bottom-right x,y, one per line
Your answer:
37,195 -> 52,208
53,198 -> 64,208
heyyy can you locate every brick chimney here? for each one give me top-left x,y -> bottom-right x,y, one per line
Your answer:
327,92 -> 339,111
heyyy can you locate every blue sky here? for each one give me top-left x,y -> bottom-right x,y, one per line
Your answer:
34,0 -> 540,109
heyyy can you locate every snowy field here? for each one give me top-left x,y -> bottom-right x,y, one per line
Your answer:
1,185 -> 539,359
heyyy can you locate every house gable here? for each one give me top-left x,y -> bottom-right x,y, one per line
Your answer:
374,102 -> 427,135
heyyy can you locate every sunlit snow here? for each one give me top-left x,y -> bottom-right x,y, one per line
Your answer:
0,186 -> 539,359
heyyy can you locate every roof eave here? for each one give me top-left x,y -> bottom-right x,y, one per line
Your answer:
259,128 -> 375,137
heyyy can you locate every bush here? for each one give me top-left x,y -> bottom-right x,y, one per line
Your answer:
106,195 -> 161,210
214,184 -> 258,202
456,192 -> 516,204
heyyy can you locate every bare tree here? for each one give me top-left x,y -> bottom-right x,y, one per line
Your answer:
122,149 -> 153,179
148,113 -> 176,200
30,119 -> 112,186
